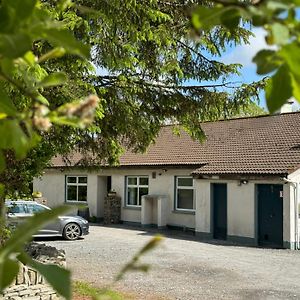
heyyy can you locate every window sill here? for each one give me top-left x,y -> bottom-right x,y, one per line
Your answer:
65,201 -> 88,205
172,210 -> 195,215
123,206 -> 141,211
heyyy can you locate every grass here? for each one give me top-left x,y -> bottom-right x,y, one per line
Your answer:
73,281 -> 133,300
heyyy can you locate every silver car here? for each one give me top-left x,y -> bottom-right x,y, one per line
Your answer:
5,200 -> 89,240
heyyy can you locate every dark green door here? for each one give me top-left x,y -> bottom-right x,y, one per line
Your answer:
257,184 -> 283,248
212,183 -> 227,240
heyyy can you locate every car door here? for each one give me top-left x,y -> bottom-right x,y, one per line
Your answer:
7,203 -> 28,229
26,203 -> 61,235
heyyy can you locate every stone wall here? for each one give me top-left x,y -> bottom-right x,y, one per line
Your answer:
103,194 -> 121,225
3,265 -> 59,300
2,243 -> 65,300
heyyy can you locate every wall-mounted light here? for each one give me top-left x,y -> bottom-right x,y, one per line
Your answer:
239,179 -> 248,186
158,169 -> 167,176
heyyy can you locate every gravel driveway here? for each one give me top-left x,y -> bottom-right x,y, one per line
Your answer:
43,225 -> 300,300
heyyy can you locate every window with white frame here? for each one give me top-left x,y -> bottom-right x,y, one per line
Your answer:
175,176 -> 194,211
66,176 -> 87,202
126,176 -> 149,206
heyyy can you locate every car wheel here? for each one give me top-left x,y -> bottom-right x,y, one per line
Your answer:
63,223 -> 81,240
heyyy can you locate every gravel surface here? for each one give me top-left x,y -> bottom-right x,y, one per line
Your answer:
42,225 -> 300,300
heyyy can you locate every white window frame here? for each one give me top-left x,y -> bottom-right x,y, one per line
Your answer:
175,176 -> 195,211
65,175 -> 88,202
125,176 -> 149,207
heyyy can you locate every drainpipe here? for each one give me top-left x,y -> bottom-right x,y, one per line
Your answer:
283,178 -> 300,250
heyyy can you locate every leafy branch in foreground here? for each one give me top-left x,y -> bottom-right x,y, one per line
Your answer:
0,206 -> 71,297
192,0 -> 300,113
80,235 -> 164,300
0,0 -> 99,299
115,235 -> 163,282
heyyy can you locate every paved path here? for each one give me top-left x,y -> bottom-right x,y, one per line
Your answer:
43,225 -> 300,300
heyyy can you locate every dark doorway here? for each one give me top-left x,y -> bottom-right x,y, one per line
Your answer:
257,184 -> 283,248
212,183 -> 227,240
106,176 -> 112,192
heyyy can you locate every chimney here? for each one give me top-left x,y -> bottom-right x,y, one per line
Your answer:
278,98 -> 294,114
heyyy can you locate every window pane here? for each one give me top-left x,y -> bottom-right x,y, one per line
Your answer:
177,189 -> 194,210
7,204 -> 26,214
78,177 -> 87,184
178,177 -> 193,187
67,177 -> 77,184
27,204 -> 48,213
78,186 -> 87,201
128,177 -> 137,185
67,185 -> 77,201
139,177 -> 149,186
127,187 -> 138,205
139,187 -> 149,205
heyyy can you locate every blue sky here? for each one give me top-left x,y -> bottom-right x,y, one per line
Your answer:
183,28 -> 272,110
220,28 -> 271,109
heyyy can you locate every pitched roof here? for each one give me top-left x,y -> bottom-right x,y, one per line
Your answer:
51,112 -> 300,175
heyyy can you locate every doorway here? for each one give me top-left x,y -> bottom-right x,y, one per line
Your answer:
257,184 -> 283,248
212,183 -> 227,240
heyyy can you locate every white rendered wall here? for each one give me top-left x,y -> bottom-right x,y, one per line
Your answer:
285,169 -> 300,247
34,168 -> 290,245
195,180 -> 211,234
34,167 -> 196,228
227,182 -> 255,238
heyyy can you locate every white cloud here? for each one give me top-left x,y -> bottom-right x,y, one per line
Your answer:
222,28 -> 276,67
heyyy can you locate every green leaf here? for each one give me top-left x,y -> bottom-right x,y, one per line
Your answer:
252,49 -> 282,75
23,51 -> 37,66
270,23 -> 289,45
266,64 -> 293,113
37,72 -> 67,88
9,0 -> 37,22
30,260 -> 71,300
0,120 -> 32,158
0,33 -> 31,58
0,88 -> 17,116
192,6 -> 223,30
220,8 -> 241,30
35,93 -> 50,105
57,0 -> 73,12
0,4 -> 13,33
291,73 -> 300,102
279,42 -> 300,77
266,1 -> 290,12
0,258 -> 19,290
43,29 -> 90,58
50,116 -> 83,127
38,47 -> 66,63
0,58 -> 15,76
116,235 -> 163,281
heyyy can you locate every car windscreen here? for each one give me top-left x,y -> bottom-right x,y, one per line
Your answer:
7,204 -> 26,214
26,204 -> 49,213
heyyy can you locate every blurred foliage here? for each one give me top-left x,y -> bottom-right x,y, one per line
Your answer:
192,0 -> 300,113
0,206 -> 72,297
0,0 -> 98,298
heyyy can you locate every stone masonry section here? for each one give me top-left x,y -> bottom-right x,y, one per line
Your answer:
2,243 -> 66,300
103,195 -> 121,225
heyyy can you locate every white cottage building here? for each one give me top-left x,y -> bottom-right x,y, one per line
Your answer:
34,112 -> 300,249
